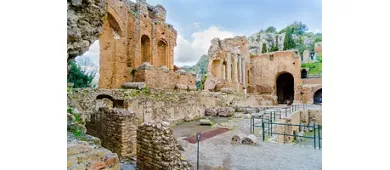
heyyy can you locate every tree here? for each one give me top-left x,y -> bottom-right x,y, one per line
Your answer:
265,26 -> 277,33
270,35 -> 279,52
261,43 -> 267,53
279,21 -> 308,35
67,61 -> 95,88
293,21 -> 308,35
283,30 -> 296,50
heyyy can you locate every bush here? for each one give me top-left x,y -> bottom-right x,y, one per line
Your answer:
67,61 -> 95,88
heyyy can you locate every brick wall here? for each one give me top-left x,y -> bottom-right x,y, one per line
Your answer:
86,107 -> 139,159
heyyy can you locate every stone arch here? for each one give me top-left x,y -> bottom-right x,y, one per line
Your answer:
313,88 -> 322,104
301,69 -> 308,78
156,39 -> 168,67
141,35 -> 151,63
107,6 -> 124,37
276,72 -> 295,104
96,94 -> 114,100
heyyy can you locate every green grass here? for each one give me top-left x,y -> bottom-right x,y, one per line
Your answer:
301,62 -> 322,75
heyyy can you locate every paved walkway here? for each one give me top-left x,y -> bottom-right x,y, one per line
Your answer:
180,127 -> 322,170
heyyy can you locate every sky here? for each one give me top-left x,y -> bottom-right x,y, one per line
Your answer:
82,0 -> 322,67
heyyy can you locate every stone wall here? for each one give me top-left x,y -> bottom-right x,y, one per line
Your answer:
129,64 -> 196,90
86,107 -> 139,159
68,88 -> 276,124
249,50 -> 303,94
136,121 -> 191,170
67,0 -> 106,58
67,133 -> 120,170
272,110 -> 301,143
303,78 -> 322,84
272,109 -> 322,143
300,109 -> 322,125
294,84 -> 322,104
99,0 -> 178,89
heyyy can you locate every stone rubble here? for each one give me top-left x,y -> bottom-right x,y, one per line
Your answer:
136,121 -> 191,170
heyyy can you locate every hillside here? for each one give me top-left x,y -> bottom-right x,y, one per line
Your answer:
247,21 -> 322,57
181,55 -> 209,76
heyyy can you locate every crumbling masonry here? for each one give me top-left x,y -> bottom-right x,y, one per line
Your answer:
99,0 -> 182,89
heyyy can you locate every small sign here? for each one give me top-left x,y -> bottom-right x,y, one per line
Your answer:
196,132 -> 201,141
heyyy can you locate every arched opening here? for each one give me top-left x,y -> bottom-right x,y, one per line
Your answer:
276,72 -> 294,104
141,35 -> 151,63
96,94 -> 114,100
222,61 -> 227,80
301,69 -> 308,78
212,59 -> 221,79
157,40 -> 167,67
247,70 -> 250,84
313,89 -> 322,104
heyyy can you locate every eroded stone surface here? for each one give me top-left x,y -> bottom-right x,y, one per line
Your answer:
67,0 -> 106,58
136,121 -> 191,170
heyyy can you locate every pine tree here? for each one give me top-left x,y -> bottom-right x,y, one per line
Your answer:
67,61 -> 95,88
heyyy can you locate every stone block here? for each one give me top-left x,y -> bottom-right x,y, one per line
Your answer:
121,82 -> 146,89
138,62 -> 154,70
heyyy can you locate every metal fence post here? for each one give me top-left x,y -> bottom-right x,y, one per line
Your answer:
270,119 -> 273,136
196,132 -> 201,170
313,124 -> 316,149
273,111 -> 276,121
262,121 -> 265,141
252,117 -> 255,133
318,125 -> 321,149
250,117 -> 252,133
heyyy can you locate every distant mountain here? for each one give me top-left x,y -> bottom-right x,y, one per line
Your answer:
247,21 -> 322,57
180,55 -> 209,76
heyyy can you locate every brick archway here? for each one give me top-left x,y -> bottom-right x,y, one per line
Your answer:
141,35 -> 151,63
156,39 -> 167,67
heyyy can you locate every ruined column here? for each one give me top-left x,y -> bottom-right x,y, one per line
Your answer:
243,59 -> 246,94
239,57 -> 242,83
233,54 -> 238,83
227,53 -> 232,82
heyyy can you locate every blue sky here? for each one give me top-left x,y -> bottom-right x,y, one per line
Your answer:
83,0 -> 322,67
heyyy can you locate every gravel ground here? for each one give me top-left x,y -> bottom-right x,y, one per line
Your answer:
180,118 -> 322,170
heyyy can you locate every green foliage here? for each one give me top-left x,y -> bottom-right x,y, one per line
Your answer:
265,26 -> 277,33
200,75 -> 207,90
279,21 -> 308,35
283,29 -> 296,50
261,43 -> 267,53
67,61 -> 95,88
269,35 -> 279,52
314,33 -> 322,43
301,61 -> 322,75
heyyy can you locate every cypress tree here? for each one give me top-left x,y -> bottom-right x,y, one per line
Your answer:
261,43 -> 267,53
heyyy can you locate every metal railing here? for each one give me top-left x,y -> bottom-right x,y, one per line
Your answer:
249,104 -> 322,149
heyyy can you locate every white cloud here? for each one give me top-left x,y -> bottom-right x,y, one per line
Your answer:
80,40 -> 99,67
193,22 -> 200,30
174,26 -> 235,66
